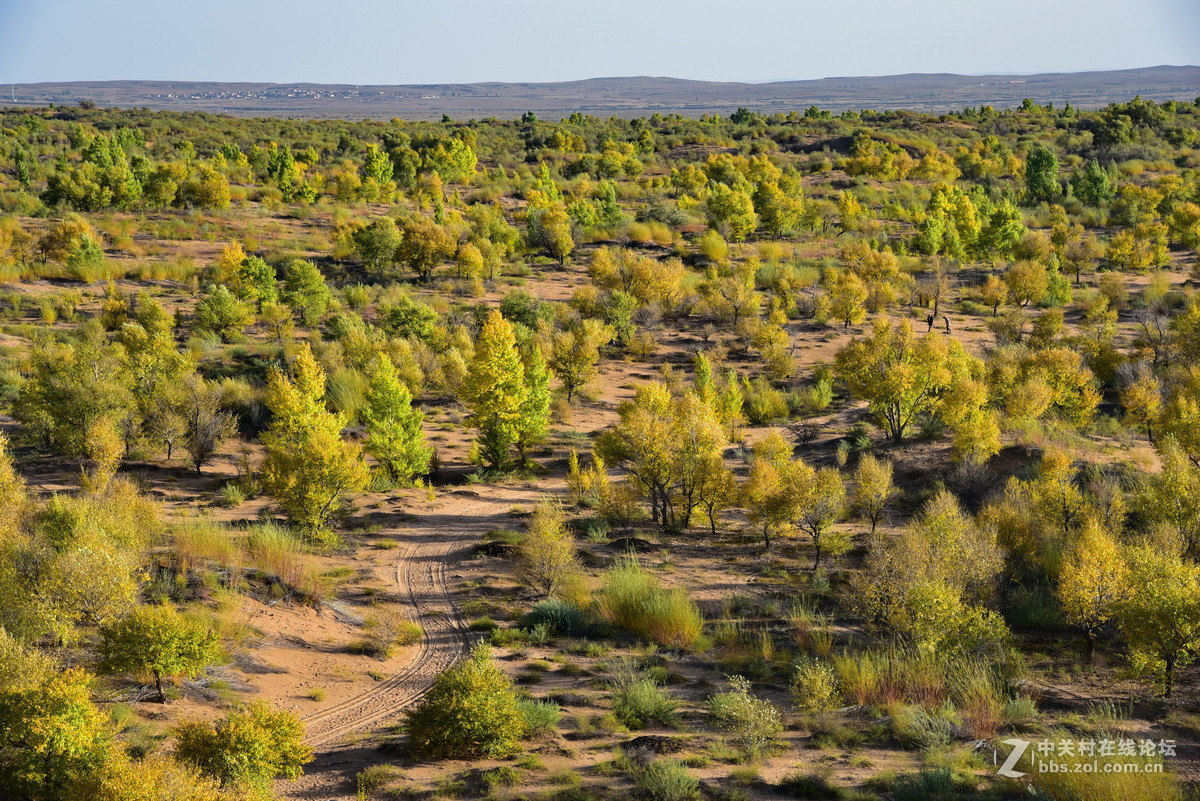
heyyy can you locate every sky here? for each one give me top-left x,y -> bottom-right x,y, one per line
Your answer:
1,0 -> 1197,85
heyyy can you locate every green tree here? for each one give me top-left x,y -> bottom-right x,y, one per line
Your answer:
281,259 -> 332,325
16,326 -> 134,459
376,292 -> 439,341
793,466 -> 848,571
694,452 -> 737,536
979,200 -> 1025,258
706,182 -> 758,241
752,180 -> 803,237
464,311 -> 528,470
514,344 -> 552,467
979,273 -> 1008,315
361,354 -> 431,484
548,319 -> 612,403
175,701 -> 312,793
179,375 -> 234,474
1004,261 -> 1049,307
530,205 -> 574,264
1056,522 -> 1129,661
194,285 -> 253,343
742,432 -> 797,551
1071,159 -> 1115,206
404,645 -> 524,758
1024,144 -> 1061,204
100,604 -> 219,703
361,143 -> 394,184
179,164 -> 231,209
827,270 -> 869,328
351,218 -> 401,275
396,215 -> 456,281
234,256 -> 277,309
595,383 -> 725,531
260,345 -> 369,534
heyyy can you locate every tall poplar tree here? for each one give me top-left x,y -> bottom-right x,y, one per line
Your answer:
260,345 -> 368,535
464,311 -> 528,470
362,354 -> 431,484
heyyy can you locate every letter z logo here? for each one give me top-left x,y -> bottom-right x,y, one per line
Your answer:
998,738 -> 1029,778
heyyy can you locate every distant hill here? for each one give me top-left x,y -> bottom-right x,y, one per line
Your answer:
3,66 -> 1198,119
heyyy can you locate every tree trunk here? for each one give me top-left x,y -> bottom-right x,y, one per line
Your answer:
155,672 -> 166,704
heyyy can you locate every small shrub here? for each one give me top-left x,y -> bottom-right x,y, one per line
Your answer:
889,703 -> 956,749
219,483 -> 247,508
887,767 -> 980,801
1016,728 -> 1180,801
356,763 -> 405,797
1002,696 -> 1038,730
524,599 -> 587,636
743,378 -> 789,424
953,664 -> 1004,738
634,761 -> 700,801
777,768 -> 844,799
404,645 -> 524,758
489,627 -> 531,647
549,768 -> 583,787
792,657 -> 841,714
610,668 -> 679,730
360,609 -> 422,659
480,765 -> 521,789
707,675 -> 784,759
519,698 -> 562,738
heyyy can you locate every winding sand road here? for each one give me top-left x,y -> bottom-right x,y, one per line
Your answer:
280,490 -> 535,800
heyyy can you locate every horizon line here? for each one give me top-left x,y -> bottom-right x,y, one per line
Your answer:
5,63 -> 1198,89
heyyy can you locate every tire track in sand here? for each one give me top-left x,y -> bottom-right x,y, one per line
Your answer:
300,496 -> 497,748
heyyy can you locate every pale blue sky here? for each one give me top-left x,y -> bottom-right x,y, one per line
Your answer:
1,0 -> 1197,84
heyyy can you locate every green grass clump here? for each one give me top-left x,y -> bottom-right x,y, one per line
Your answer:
518,698 -> 562,738
609,664 -> 679,730
633,760 -> 699,801
598,558 -> 702,649
524,599 -> 587,635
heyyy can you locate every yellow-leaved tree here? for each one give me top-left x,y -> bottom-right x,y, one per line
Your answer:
260,344 -> 368,537
834,318 -> 977,443
1056,520 -> 1129,661
463,310 -> 531,471
1116,546 -> 1200,697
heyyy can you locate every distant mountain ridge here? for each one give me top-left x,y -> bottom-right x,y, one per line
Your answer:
3,66 -> 1197,119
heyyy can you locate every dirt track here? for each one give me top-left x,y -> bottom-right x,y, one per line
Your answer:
280,488 -> 541,800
